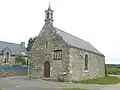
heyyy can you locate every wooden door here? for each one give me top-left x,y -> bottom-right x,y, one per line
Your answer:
44,61 -> 50,78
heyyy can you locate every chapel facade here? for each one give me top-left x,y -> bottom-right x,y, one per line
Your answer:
29,5 -> 105,82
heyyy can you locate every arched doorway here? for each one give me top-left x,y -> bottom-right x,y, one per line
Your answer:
44,61 -> 50,78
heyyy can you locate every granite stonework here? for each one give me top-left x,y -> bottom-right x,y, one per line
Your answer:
29,5 -> 105,82
0,55 -> 28,65
0,55 -> 16,65
69,48 -> 105,81
29,23 -> 105,82
0,56 -> 3,65
0,55 -> 28,78
0,70 -> 28,77
29,24 -> 70,81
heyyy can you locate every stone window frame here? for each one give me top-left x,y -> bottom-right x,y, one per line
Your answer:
53,50 -> 62,60
84,53 -> 89,71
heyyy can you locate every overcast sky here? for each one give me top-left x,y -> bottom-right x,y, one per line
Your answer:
0,0 -> 120,64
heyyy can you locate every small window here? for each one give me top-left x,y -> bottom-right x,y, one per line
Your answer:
85,54 -> 88,70
6,52 -> 9,61
45,41 -> 48,48
47,13 -> 49,19
53,50 -> 62,60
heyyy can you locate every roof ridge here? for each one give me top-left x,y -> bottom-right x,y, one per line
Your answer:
0,40 -> 20,45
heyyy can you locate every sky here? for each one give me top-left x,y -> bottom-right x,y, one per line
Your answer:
0,0 -> 120,64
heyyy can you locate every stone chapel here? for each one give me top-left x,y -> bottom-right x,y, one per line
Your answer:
29,4 -> 105,82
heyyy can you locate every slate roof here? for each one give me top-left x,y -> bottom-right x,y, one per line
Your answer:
0,41 -> 28,56
53,27 -> 104,56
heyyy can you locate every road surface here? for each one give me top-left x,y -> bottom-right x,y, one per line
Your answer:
0,76 -> 120,90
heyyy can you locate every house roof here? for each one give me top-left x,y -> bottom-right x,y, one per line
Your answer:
0,41 -> 28,56
53,27 -> 104,56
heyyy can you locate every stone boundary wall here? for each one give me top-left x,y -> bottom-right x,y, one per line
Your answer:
0,70 -> 28,77
0,66 -> 28,77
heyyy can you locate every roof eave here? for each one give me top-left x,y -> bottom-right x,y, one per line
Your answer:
68,45 -> 105,57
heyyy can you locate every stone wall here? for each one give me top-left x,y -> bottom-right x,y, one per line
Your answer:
0,56 -> 3,65
0,55 -> 16,65
0,70 -> 28,77
30,24 -> 70,81
69,47 -> 105,81
0,55 -> 28,65
29,23 -> 105,82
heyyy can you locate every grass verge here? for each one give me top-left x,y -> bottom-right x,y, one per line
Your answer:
73,76 -> 120,85
62,88 -> 89,90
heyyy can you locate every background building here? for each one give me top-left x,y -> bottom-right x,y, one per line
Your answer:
0,41 -> 28,65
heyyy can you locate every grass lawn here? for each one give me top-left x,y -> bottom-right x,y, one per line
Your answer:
0,89 -> 2,90
63,88 -> 88,90
74,76 -> 120,85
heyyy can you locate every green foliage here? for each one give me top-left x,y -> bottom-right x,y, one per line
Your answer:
106,67 -> 120,75
15,56 -> 26,65
76,76 -> 120,85
62,88 -> 88,90
106,64 -> 120,68
105,64 -> 120,75
26,36 -> 37,51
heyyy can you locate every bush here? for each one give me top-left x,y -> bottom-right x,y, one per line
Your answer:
15,56 -> 26,65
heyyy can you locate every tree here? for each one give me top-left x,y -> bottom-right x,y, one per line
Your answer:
15,56 -> 26,65
26,36 -> 37,51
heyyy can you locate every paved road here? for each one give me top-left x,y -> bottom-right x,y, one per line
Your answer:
0,76 -> 106,90
0,76 -> 119,90
102,84 -> 120,90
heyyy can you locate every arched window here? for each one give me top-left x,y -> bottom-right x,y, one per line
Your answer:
47,13 -> 49,19
85,54 -> 88,70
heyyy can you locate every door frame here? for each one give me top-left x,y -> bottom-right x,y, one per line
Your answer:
44,61 -> 50,78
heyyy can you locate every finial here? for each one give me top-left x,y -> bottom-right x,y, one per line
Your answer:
48,2 -> 51,10
49,2 -> 50,6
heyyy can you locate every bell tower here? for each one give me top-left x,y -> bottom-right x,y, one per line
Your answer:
44,3 -> 54,25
